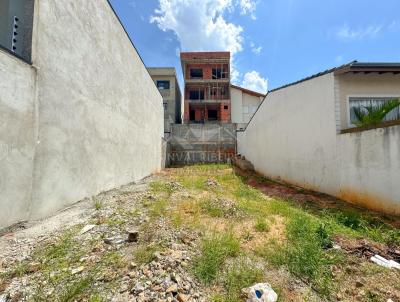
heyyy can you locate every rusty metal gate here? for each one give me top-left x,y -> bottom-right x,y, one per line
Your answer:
167,124 -> 237,165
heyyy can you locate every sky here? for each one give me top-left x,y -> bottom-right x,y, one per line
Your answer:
109,0 -> 400,93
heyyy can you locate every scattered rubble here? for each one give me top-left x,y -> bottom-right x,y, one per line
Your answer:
0,177 -> 207,301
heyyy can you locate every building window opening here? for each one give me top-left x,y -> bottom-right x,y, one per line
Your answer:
349,97 -> 400,126
189,90 -> 204,100
224,105 -> 228,110
0,0 -> 34,62
190,110 -> 195,121
212,67 -> 227,79
208,110 -> 218,120
190,68 -> 203,79
157,80 -> 170,90
221,87 -> 226,96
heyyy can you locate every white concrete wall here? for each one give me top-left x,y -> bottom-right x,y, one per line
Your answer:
231,87 -> 243,123
0,0 -> 163,227
337,126 -> 400,214
0,50 -> 36,227
239,73 -> 339,193
238,73 -> 400,214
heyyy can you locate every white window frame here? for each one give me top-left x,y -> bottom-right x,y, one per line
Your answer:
346,94 -> 400,127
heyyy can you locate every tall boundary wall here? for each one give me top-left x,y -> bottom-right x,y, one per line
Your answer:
0,0 -> 163,228
237,73 -> 400,215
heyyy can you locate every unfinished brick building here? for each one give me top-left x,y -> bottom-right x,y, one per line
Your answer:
181,52 -> 231,123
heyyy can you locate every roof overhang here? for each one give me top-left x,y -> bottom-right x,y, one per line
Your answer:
334,62 -> 400,75
230,84 -> 266,97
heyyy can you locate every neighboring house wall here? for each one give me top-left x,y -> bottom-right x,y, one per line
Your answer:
337,74 -> 400,129
0,0 -> 163,228
0,51 -> 36,226
238,73 -> 400,215
231,86 -> 264,129
148,68 -> 182,133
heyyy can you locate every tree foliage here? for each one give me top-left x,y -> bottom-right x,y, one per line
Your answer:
353,99 -> 400,127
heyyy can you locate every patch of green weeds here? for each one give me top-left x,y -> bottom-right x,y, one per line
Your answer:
88,294 -> 104,302
58,274 -> 94,302
323,209 -> 400,246
150,181 -> 174,196
93,198 -> 102,210
222,259 -> 264,302
193,232 -> 240,284
178,176 -> 207,191
134,244 -> 162,265
263,214 -> 334,296
102,251 -> 124,269
106,217 -> 125,227
366,290 -> 379,302
254,217 -> 269,232
149,198 -> 169,218
234,185 -> 260,201
316,223 -> 333,249
201,199 -> 224,217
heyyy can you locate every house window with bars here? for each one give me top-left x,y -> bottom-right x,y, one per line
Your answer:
349,97 -> 400,126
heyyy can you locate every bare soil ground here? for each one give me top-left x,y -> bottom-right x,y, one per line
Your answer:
0,165 -> 399,302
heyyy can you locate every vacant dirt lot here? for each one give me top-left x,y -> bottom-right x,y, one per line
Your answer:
1,165 -> 399,302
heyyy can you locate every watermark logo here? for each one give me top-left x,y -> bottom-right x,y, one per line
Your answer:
164,124 -> 237,165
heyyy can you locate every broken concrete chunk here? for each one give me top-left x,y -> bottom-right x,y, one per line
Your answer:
242,283 -> 278,302
177,293 -> 189,302
79,224 -> 96,235
104,237 -> 125,245
71,266 -> 84,275
166,283 -> 178,293
127,229 -> 139,242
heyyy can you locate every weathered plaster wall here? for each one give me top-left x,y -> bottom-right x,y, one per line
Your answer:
29,0 -> 163,219
0,50 -> 36,227
0,0 -> 163,227
239,73 -> 340,194
337,126 -> 400,214
238,73 -> 400,214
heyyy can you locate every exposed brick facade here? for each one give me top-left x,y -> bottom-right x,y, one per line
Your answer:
181,52 -> 231,123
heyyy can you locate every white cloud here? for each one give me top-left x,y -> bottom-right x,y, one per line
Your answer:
150,0 -> 243,55
250,42 -> 262,55
238,0 -> 259,20
336,24 -> 382,40
241,71 -> 268,94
